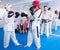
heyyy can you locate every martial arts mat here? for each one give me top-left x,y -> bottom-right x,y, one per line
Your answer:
0,27 -> 60,50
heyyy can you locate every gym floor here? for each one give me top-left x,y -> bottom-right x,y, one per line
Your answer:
0,27 -> 60,50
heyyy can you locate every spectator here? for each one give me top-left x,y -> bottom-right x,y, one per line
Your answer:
53,10 -> 59,30
20,20 -> 24,33
24,17 -> 30,32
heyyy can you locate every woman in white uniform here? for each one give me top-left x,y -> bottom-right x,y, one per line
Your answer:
3,4 -> 21,49
41,6 -> 52,37
24,0 -> 42,50
48,8 -> 53,34
53,10 -> 59,30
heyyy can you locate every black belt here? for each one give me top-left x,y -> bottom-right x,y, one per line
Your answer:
42,19 -> 51,23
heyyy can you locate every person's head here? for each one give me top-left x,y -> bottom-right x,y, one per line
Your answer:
5,4 -> 13,11
48,7 -> 51,11
55,10 -> 59,14
44,6 -> 48,11
32,0 -> 41,9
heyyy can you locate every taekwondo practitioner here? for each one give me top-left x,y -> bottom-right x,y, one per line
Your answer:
41,6 -> 52,37
24,0 -> 42,50
3,4 -> 21,49
53,10 -> 59,30
48,8 -> 53,34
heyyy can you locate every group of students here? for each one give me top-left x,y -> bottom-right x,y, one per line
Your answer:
2,0 -> 59,50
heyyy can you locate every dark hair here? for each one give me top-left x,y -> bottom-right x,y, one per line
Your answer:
44,6 -> 47,8
55,10 -> 58,14
48,7 -> 51,10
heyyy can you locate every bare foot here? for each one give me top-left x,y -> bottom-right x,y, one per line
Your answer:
24,45 -> 29,48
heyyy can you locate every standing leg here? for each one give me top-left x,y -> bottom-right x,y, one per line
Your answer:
32,29 -> 41,50
24,31 -> 33,48
55,19 -> 58,30
46,23 -> 50,37
11,31 -> 21,46
49,22 -> 52,34
52,19 -> 55,29
4,31 -> 11,48
41,23 -> 45,35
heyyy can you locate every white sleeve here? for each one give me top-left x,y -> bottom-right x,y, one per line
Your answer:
39,11 -> 42,20
3,12 -> 9,24
49,11 -> 54,20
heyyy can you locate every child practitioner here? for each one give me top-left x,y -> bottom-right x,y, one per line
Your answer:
3,4 -> 21,49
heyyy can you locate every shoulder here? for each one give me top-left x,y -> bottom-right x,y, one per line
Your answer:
37,8 -> 42,13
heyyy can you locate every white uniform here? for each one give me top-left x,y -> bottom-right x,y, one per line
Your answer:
53,14 -> 58,30
3,11 -> 20,48
48,10 -> 53,34
26,9 -> 42,49
41,10 -> 51,37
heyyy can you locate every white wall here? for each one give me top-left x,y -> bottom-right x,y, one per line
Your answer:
0,0 -> 60,28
